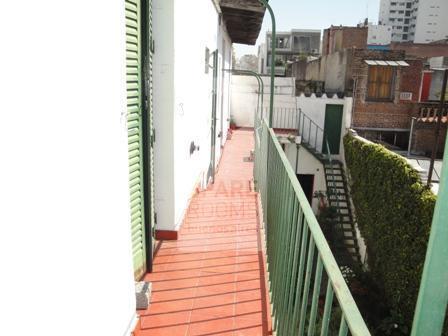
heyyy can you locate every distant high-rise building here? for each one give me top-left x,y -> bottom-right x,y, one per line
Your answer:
379,0 -> 448,43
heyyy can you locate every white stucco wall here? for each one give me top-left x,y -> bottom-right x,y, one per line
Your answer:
154,0 -> 232,232
296,95 -> 353,159
0,1 -> 137,335
231,76 -> 296,128
153,0 -> 176,232
284,144 -> 326,213
367,24 -> 392,46
414,0 -> 448,43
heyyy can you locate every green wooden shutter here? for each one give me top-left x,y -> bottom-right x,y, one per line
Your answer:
126,0 -> 146,280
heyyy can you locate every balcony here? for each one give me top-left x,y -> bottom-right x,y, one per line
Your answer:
134,121 -> 370,335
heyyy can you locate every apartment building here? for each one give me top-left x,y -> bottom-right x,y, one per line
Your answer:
258,29 -> 321,76
379,0 -> 448,43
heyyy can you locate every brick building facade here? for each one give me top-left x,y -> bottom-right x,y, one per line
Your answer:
390,42 -> 448,59
303,47 -> 447,154
322,26 -> 367,56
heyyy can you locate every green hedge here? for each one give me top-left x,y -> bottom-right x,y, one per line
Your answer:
343,134 -> 437,329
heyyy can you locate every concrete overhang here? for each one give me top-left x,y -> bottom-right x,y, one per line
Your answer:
218,0 -> 266,45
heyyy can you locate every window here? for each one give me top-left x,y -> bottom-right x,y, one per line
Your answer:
405,11 -> 411,16
405,18 -> 410,24
403,26 -> 409,32
403,34 -> 408,39
367,66 -> 395,100
406,2 -> 412,8
390,10 -> 396,13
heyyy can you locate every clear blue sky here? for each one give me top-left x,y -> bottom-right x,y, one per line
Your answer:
234,0 -> 380,57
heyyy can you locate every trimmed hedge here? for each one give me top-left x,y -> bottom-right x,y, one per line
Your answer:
343,134 -> 437,329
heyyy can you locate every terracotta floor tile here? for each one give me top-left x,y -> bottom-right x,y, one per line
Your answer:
151,287 -> 197,303
190,304 -> 235,322
188,317 -> 235,336
144,298 -> 194,314
137,324 -> 189,336
133,130 -> 272,336
196,283 -> 235,297
197,273 -> 235,287
155,277 -> 199,291
193,293 -> 235,309
140,310 -> 190,329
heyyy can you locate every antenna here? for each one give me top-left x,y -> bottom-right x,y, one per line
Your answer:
366,0 -> 369,23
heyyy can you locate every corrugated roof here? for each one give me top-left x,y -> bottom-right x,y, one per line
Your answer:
364,60 -> 409,66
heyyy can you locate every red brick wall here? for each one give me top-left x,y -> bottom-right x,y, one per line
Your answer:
341,27 -> 367,51
390,43 -> 448,58
322,29 -> 330,56
322,27 -> 367,56
400,59 -> 423,103
351,49 -> 423,130
413,123 -> 447,157
353,101 -> 419,129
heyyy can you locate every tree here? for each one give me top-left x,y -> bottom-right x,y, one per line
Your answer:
235,54 -> 258,72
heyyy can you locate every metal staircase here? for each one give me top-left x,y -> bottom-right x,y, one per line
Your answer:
297,108 -> 361,266
324,161 -> 361,265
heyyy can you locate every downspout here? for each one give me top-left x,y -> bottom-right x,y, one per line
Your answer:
224,69 -> 264,127
211,50 -> 218,183
259,0 -> 276,127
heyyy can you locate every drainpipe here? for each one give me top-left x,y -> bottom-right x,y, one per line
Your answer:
295,143 -> 300,174
259,0 -> 276,127
407,117 -> 416,158
224,69 -> 264,127
211,50 -> 218,183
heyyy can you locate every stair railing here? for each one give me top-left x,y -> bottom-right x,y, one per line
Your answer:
325,139 -> 342,224
296,108 -> 342,224
296,108 -> 325,154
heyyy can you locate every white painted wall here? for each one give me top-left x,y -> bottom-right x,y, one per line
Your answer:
154,0 -> 232,232
368,24 -> 392,45
231,75 -> 296,128
414,0 -> 448,43
153,0 -> 176,233
284,144 -> 326,213
296,95 -> 353,159
0,1 -> 137,335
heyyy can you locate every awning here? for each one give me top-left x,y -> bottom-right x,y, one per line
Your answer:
364,60 -> 410,66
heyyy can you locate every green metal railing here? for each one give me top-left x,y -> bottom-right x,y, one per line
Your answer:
254,119 -> 370,336
411,134 -> 448,335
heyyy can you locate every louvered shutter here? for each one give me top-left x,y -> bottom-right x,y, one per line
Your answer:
126,0 -> 146,280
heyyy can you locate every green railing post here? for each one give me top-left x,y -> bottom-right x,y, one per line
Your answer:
259,0 -> 275,127
411,135 -> 448,335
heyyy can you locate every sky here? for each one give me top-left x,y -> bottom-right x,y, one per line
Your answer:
234,0 -> 380,58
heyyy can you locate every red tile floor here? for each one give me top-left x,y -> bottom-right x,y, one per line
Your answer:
133,130 -> 272,336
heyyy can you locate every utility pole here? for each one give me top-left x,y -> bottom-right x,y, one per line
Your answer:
427,69 -> 448,186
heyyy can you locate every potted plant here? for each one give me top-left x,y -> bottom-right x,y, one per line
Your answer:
229,116 -> 237,130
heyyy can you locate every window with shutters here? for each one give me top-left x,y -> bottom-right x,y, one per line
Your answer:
367,66 -> 396,101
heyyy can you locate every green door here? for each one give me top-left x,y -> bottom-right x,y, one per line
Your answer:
126,0 -> 154,280
323,104 -> 343,155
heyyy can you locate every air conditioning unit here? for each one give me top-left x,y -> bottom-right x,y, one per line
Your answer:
400,92 -> 413,100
